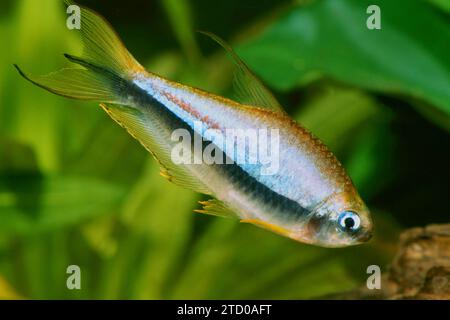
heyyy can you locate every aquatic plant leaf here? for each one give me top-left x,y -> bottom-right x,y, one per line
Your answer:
0,174 -> 125,234
237,0 -> 450,116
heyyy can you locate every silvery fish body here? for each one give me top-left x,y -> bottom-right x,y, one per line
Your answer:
15,5 -> 373,247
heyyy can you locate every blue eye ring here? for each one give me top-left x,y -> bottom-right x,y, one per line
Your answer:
337,211 -> 361,233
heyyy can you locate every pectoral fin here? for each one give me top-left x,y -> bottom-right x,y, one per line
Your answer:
194,198 -> 237,218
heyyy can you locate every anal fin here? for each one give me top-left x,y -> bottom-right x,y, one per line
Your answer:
100,103 -> 212,195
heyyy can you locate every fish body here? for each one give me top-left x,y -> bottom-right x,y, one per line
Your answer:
15,5 -> 373,247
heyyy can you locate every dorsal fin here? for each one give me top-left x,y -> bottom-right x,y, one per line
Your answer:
199,31 -> 285,113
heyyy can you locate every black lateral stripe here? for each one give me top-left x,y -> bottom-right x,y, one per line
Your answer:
130,82 -> 311,220
217,164 -> 311,220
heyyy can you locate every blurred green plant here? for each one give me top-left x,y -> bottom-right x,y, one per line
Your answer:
237,0 -> 450,126
0,0 -> 448,299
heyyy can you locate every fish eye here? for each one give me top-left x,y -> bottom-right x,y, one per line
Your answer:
337,211 -> 361,233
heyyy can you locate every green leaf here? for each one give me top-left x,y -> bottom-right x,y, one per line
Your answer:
295,85 -> 381,150
237,0 -> 450,115
0,175 -> 125,234
427,0 -> 450,13
161,0 -> 200,63
0,274 -> 22,299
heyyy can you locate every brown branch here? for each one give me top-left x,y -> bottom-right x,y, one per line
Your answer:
327,224 -> 450,300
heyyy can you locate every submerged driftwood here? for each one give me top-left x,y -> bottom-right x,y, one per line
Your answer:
330,224 -> 450,300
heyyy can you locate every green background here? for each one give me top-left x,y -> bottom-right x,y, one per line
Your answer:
0,0 -> 449,299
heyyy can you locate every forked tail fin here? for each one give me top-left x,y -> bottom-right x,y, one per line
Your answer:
14,2 -> 144,103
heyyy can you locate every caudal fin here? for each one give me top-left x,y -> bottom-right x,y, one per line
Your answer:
14,3 -> 144,103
